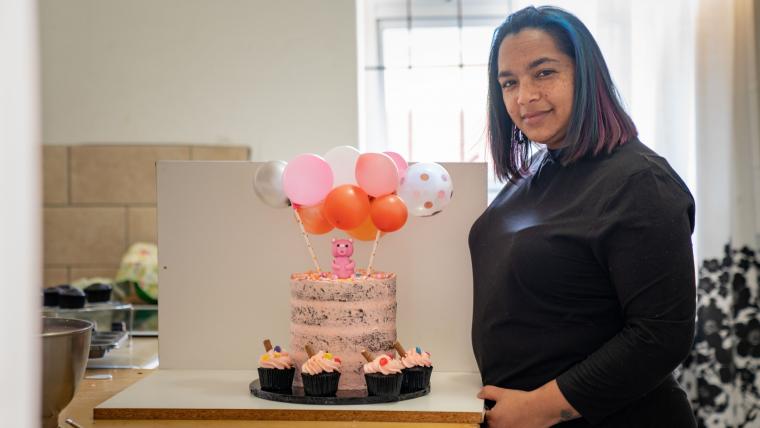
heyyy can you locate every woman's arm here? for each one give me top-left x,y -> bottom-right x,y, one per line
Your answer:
554,167 -> 696,423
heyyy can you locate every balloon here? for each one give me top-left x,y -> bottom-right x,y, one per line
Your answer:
297,203 -> 333,235
370,194 -> 408,232
347,215 -> 380,241
253,160 -> 290,208
355,152 -> 399,197
325,146 -> 360,186
282,154 -> 333,206
322,185 -> 370,230
398,162 -> 454,217
383,151 -> 409,180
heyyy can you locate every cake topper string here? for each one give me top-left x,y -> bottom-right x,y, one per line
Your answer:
292,206 -> 322,273
252,146 -> 454,278
366,230 -> 382,276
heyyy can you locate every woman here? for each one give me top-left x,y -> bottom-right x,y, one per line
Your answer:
469,6 -> 697,427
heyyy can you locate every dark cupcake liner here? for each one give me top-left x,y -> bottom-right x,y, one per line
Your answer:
364,372 -> 403,397
302,371 -> 341,397
401,366 -> 433,393
258,367 -> 295,393
85,283 -> 112,303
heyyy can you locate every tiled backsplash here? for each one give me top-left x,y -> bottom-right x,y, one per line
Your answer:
42,144 -> 250,287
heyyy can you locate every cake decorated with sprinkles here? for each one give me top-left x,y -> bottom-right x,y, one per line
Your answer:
289,269 -> 397,391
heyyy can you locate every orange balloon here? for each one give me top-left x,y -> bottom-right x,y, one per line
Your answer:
322,185 -> 371,230
297,203 -> 333,235
347,215 -> 380,241
370,194 -> 408,232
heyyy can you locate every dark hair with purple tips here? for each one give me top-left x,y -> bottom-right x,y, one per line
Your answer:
487,6 -> 637,182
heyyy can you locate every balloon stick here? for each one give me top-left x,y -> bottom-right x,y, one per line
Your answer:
292,207 -> 321,273
366,230 -> 382,276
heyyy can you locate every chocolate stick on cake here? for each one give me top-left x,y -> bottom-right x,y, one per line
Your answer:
393,340 -> 407,358
263,339 -> 273,352
361,350 -> 374,362
305,344 -> 316,358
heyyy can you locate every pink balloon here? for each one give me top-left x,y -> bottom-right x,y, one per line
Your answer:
282,154 -> 334,206
383,151 -> 408,179
355,152 -> 399,197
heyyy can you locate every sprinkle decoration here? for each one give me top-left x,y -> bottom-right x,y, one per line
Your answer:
274,352 -> 281,358
415,346 -> 422,354
261,354 -> 270,361
334,357 -> 341,364
379,357 -> 388,366
274,345 -> 282,352
324,352 -> 333,360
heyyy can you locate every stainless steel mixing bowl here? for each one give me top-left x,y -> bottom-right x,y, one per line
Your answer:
42,317 -> 93,428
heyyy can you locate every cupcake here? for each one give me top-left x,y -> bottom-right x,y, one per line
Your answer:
84,283 -> 113,303
395,341 -> 433,393
301,344 -> 341,397
257,339 -> 295,393
362,350 -> 404,397
59,288 -> 86,309
43,287 -> 62,307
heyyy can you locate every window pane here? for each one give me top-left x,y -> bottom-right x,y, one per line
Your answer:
461,26 -> 494,65
382,27 -> 411,69
409,25 -> 460,67
462,66 -> 489,162
408,68 -> 461,161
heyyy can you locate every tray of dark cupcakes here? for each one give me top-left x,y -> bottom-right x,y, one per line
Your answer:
250,340 -> 432,405
42,283 -> 130,358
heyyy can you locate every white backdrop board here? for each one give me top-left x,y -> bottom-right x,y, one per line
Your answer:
157,161 -> 487,373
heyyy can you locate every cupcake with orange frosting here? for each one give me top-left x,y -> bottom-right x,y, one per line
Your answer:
361,350 -> 404,397
257,339 -> 295,393
301,344 -> 342,397
395,341 -> 433,393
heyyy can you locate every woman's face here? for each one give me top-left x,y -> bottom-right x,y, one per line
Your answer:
497,28 -> 575,149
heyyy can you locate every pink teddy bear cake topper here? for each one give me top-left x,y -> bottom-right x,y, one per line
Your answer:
331,238 -> 355,279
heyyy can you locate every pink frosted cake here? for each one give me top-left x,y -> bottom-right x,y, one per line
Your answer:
290,270 -> 397,391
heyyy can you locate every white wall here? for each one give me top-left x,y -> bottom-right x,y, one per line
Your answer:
39,0 -> 360,161
0,0 -> 41,425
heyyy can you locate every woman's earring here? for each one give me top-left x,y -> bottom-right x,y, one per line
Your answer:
511,124 -> 528,145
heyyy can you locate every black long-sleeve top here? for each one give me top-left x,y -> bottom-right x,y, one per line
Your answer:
469,139 -> 697,427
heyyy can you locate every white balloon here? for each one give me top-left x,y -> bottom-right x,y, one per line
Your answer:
324,145 -> 360,186
253,160 -> 290,208
398,162 -> 454,217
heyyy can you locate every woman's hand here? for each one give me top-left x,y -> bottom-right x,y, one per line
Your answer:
478,386 -> 548,428
478,380 -> 580,428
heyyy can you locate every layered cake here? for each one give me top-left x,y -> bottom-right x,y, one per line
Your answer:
290,269 -> 397,391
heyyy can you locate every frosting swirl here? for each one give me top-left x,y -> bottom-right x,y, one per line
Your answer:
363,354 -> 404,375
301,351 -> 342,375
401,347 -> 432,368
259,347 -> 294,369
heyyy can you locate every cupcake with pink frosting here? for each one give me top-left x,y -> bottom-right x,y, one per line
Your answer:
257,339 -> 295,393
301,344 -> 342,397
362,350 -> 404,397
396,341 -> 433,393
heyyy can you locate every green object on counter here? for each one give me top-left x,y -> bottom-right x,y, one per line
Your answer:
115,242 -> 159,304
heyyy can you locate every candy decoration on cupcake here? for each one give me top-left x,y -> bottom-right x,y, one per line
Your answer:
252,148 -> 454,279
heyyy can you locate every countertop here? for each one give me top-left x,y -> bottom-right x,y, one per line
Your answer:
60,369 -> 484,427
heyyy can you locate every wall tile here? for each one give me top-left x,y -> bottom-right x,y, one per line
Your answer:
128,207 -> 157,245
44,207 -> 126,265
43,267 -> 69,288
190,146 -> 250,160
69,266 -> 119,282
70,145 -> 190,204
43,146 -> 68,204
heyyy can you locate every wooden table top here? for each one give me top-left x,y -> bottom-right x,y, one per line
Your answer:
60,369 -> 480,428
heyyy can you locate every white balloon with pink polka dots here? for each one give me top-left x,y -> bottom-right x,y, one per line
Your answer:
398,162 -> 454,217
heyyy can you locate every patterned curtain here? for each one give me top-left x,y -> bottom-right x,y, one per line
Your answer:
677,1 -> 760,426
